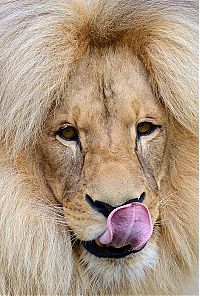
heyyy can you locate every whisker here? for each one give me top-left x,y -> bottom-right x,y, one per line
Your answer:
159,190 -> 176,208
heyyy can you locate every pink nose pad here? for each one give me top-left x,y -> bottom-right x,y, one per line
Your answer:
99,202 -> 153,250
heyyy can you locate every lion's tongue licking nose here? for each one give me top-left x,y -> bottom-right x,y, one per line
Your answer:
98,203 -> 153,250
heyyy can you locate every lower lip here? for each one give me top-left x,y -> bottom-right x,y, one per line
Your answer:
83,240 -> 146,259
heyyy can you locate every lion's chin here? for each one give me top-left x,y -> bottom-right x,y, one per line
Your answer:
75,239 -> 158,288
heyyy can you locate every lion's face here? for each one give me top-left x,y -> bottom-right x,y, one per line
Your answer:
37,48 -> 169,284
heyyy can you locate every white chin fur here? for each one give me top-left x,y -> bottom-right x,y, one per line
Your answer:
79,241 -> 158,288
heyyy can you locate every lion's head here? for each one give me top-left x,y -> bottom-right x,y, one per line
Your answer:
0,1 -> 198,295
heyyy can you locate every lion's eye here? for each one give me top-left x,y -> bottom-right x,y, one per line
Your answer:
57,126 -> 78,141
137,122 -> 158,137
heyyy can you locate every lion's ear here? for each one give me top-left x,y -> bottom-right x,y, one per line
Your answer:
134,4 -> 198,135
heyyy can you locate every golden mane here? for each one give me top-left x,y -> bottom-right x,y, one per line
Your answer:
0,1 -> 198,295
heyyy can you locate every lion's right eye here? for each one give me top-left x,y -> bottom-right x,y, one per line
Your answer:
57,126 -> 79,141
137,122 -> 159,137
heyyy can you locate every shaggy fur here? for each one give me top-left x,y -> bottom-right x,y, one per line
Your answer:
0,1 -> 198,295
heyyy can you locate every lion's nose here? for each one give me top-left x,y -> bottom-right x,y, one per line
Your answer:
85,193 -> 145,218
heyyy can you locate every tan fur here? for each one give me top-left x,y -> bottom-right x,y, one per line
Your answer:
0,1 -> 198,295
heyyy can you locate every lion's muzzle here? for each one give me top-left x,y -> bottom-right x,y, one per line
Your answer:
83,194 -> 153,258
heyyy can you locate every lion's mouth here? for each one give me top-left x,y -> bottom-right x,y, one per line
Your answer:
72,200 -> 153,259
83,239 -> 146,259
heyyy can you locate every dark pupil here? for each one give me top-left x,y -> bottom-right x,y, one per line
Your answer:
137,122 -> 154,135
59,127 -> 77,140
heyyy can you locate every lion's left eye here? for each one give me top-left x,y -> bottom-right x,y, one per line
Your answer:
137,122 -> 158,137
57,126 -> 78,141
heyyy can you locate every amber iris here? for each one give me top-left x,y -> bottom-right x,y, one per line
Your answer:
137,122 -> 157,136
58,126 -> 78,141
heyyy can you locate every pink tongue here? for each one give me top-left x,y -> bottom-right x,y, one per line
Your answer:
99,202 -> 153,250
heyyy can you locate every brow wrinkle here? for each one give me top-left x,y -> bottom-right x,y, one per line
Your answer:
99,75 -> 113,149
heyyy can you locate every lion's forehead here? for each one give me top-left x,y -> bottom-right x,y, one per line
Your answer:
54,49 -> 165,131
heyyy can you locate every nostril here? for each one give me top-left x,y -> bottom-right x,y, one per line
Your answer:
139,192 -> 146,203
85,192 -> 146,218
122,192 -> 146,205
85,194 -> 114,218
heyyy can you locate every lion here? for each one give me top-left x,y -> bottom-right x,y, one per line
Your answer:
0,1 -> 198,295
